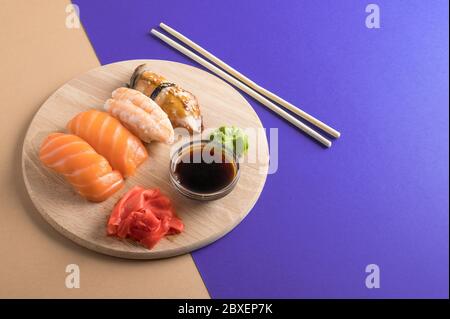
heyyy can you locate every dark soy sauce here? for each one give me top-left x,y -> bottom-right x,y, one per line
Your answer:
174,145 -> 237,194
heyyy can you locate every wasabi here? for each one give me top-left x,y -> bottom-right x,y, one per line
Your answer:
209,126 -> 249,157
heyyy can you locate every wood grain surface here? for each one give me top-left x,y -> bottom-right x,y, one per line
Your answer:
22,59 -> 269,259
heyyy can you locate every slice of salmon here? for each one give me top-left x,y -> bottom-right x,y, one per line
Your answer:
66,109 -> 148,177
40,133 -> 124,202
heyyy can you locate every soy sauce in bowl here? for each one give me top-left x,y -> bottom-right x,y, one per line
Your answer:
169,140 -> 240,201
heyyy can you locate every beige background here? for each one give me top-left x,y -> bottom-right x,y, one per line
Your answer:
0,0 -> 209,298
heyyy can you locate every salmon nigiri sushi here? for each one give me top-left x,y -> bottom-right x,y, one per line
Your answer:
104,87 -> 174,144
67,110 -> 148,177
40,133 -> 124,202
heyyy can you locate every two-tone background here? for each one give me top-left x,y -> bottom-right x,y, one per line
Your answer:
0,0 -> 448,298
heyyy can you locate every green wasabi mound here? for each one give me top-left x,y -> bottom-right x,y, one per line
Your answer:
209,126 -> 249,158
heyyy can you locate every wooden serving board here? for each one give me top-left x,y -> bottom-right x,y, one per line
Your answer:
22,60 -> 269,259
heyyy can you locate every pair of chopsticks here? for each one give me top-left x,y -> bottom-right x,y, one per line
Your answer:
151,23 -> 340,147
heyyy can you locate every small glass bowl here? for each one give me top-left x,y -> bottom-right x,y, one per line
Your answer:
169,139 -> 240,201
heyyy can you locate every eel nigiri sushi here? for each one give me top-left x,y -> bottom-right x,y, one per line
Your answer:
67,109 -> 148,177
129,64 -> 203,133
39,133 -> 124,202
104,87 -> 174,144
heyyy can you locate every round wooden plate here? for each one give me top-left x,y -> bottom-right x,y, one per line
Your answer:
22,60 -> 269,259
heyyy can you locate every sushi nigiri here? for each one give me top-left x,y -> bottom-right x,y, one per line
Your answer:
129,64 -> 203,133
67,109 -> 148,177
39,133 -> 124,202
104,87 -> 174,144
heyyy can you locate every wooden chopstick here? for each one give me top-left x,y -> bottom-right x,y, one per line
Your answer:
159,22 -> 340,139
151,29 -> 332,147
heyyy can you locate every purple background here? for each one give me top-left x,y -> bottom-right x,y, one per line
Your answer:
74,0 -> 449,298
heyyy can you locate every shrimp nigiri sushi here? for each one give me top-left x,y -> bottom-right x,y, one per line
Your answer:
67,110 -> 148,177
40,133 -> 124,202
104,87 -> 174,144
